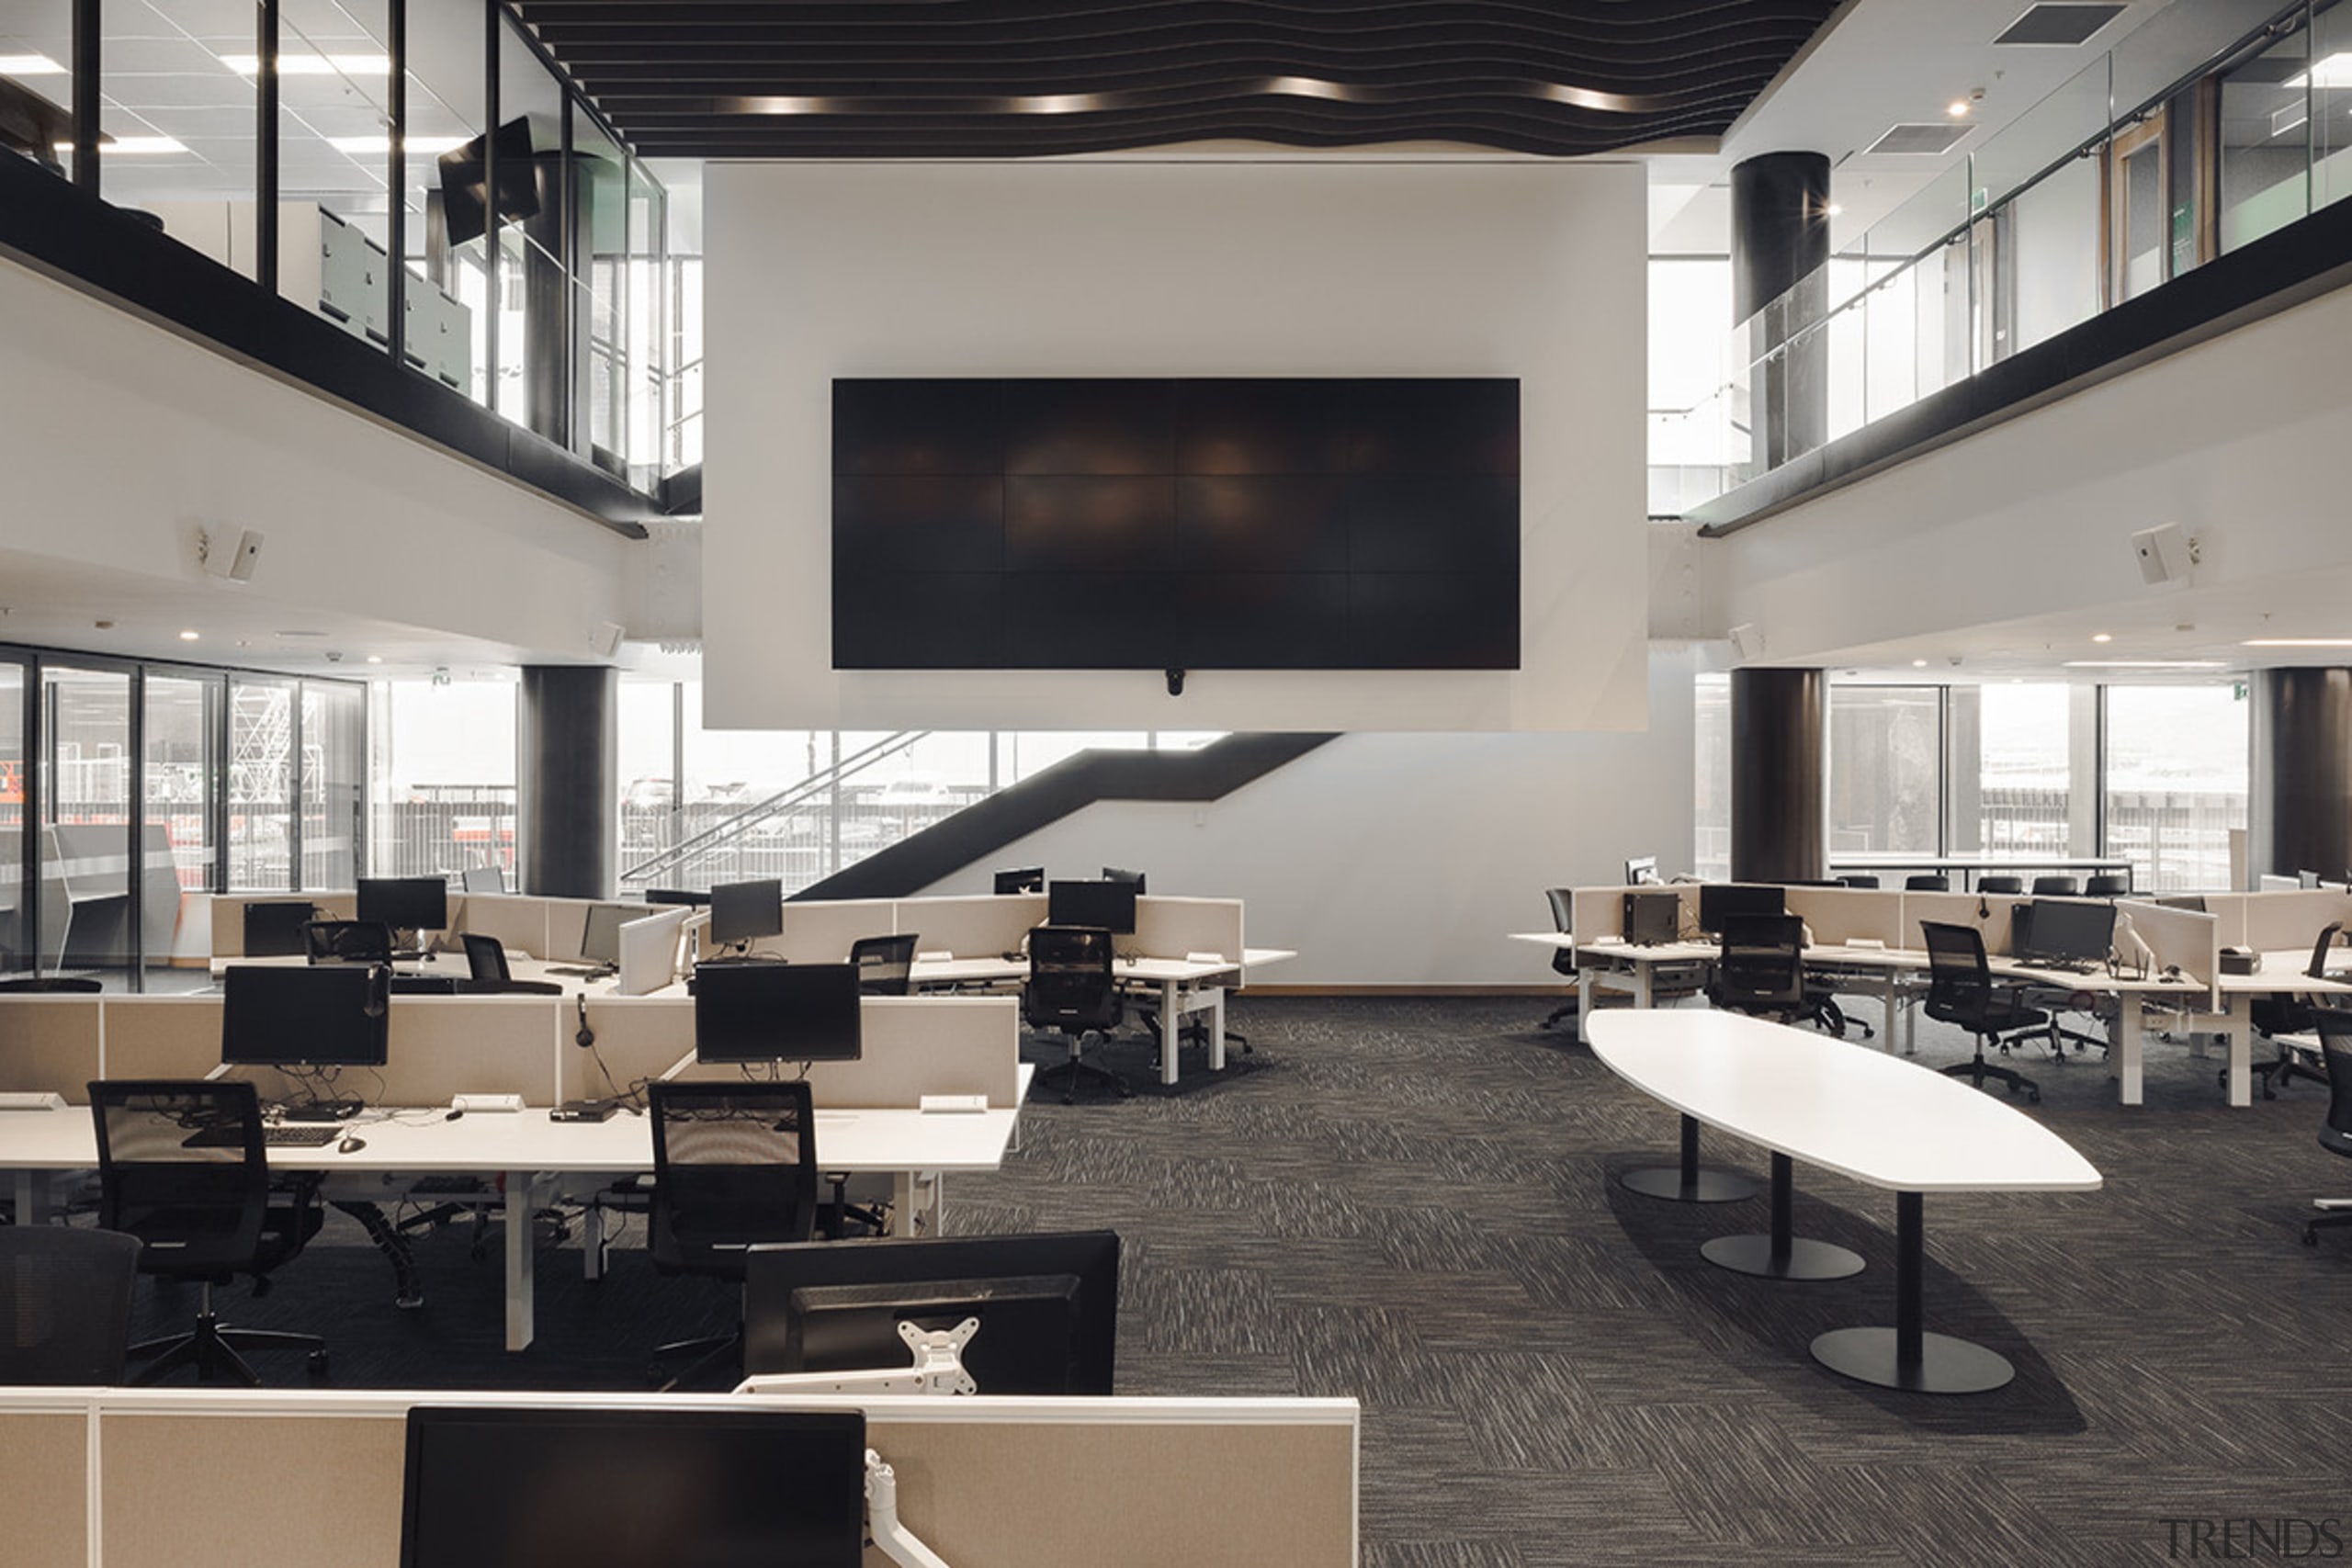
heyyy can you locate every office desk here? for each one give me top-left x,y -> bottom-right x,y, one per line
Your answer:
2204,953 -> 2352,1106
1589,1010 -> 2100,1393
912,948 -> 1295,1087
0,1102 -> 1017,1352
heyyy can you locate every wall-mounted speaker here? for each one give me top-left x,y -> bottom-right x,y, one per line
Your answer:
201,527 -> 264,582
1728,623 -> 1763,660
589,621 -> 626,658
2132,523 -> 2197,584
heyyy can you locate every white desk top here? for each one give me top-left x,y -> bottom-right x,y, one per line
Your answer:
1512,931 -> 2208,995
1587,1010 -> 2102,1194
0,1103 -> 1018,1176
911,948 -> 1295,987
2215,953 -> 2352,995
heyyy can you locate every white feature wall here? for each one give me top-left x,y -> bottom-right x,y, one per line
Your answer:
914,648 -> 1701,986
703,160 -> 1648,734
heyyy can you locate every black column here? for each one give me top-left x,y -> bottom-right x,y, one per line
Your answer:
518,666 -> 616,899
1730,667 -> 1826,885
1730,152 -> 1832,470
2254,668 -> 2352,882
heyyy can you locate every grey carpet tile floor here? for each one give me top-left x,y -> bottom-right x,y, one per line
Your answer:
117,994 -> 2352,1564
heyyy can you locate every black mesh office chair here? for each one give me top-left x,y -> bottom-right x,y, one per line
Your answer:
1838,874 -> 1881,889
0,1225 -> 141,1383
0,976 -> 102,992
2085,874 -> 2131,897
2031,875 -> 2080,897
1542,888 -> 1580,1031
456,931 -> 561,995
1706,915 -> 1806,1020
303,919 -> 393,965
1025,925 -> 1127,1101
1978,875 -> 2025,895
1917,921 -> 2046,1102
849,932 -> 919,996
645,1079 -> 822,1391
89,1079 -> 328,1384
1905,874 -> 1951,892
2303,1010 -> 2352,1247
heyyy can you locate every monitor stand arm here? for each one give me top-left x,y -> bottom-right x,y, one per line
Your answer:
730,1316 -> 978,1399
865,1448 -> 955,1568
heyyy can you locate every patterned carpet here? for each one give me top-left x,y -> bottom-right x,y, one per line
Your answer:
127,995 -> 2352,1565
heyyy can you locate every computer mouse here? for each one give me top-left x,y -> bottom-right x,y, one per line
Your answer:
445,1108 -> 465,1122
337,1134 -> 367,1154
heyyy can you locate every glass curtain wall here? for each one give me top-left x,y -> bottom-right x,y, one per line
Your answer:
0,659 -> 23,972
277,0 -> 394,344
141,671 -> 219,983
99,0 -> 260,279
403,0 -> 487,403
1826,686 -> 1941,860
2104,683 -> 2248,891
493,9 -> 560,436
39,664 -> 133,978
227,677 -> 294,889
371,677 -> 515,881
301,679 -> 364,887
0,1 -> 75,182
1692,672 -> 1730,881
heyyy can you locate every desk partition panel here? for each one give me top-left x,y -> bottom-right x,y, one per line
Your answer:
901,892 -> 1048,958
1130,897 -> 1244,963
0,998 -> 103,1100
449,892 -> 555,961
1901,890 -> 2028,954
0,1389 -> 1360,1568
96,995 -> 221,1081
2234,888 -> 2352,953
763,897 -> 899,964
1782,886 -> 1905,947
2127,904 -> 2220,995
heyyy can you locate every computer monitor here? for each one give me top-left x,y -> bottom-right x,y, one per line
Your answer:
992,866 -> 1046,896
695,961 -> 864,1065
240,899 -> 317,957
2018,898 -> 2116,966
1047,879 -> 1137,934
645,887 -> 712,908
356,877 -> 449,948
460,865 -> 505,895
220,964 -> 389,1068
1101,865 -> 1148,894
579,903 -> 632,969
745,1231 -> 1120,1396
708,878 -> 785,948
616,907 -> 689,998
304,919 -> 392,966
399,1405 -> 865,1568
1624,855 -> 1660,886
1696,883 -> 1784,936
432,118 -> 541,249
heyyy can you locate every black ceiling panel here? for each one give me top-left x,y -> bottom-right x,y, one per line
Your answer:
512,1 -> 1842,159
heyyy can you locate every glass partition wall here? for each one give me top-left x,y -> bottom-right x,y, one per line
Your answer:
2,0 -> 674,479
0,648 -> 364,990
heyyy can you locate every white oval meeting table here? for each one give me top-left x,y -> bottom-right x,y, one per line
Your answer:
1587,1010 -> 2102,1394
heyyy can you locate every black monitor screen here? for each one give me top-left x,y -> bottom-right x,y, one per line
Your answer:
695,962 -> 864,1065
221,964 -> 389,1067
746,1230 -> 1119,1396
1697,883 -> 1784,936
400,1406 -> 865,1568
357,877 -> 449,934
1100,866 -> 1147,894
1624,856 -> 1659,886
241,900 -> 317,958
992,866 -> 1045,895
580,904 -> 631,966
709,879 -> 785,946
1047,879 -> 1137,934
433,118 -> 540,249
2020,899 -> 2115,964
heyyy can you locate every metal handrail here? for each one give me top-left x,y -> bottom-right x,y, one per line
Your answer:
618,729 -> 931,884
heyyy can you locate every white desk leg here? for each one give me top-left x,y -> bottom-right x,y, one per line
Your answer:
504,1173 -> 537,1353
1880,975 -> 1900,1054
582,1200 -> 606,1281
13,1170 -> 47,1224
1159,980 -> 1181,1087
892,1171 -> 942,1237
1209,987 -> 1227,1072
2115,1007 -> 2145,1107
1576,967 -> 1596,1043
1633,964 -> 1654,1009
2223,1016 -> 2252,1109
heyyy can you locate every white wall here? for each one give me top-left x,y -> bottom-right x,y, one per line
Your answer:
914,648 -> 1700,986
1708,282 -> 2352,662
0,254 -> 633,664
702,160 -> 1648,734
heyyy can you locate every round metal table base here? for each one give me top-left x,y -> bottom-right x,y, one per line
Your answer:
1618,1167 -> 1760,1203
1809,1327 -> 2015,1394
1702,1234 -> 1865,1280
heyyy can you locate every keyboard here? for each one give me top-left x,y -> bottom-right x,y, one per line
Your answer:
545,964 -> 611,979
261,1124 -> 345,1147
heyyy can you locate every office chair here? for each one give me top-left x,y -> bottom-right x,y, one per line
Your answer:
1025,925 -> 1128,1101
1706,915 -> 1806,1021
1905,874 -> 1950,892
0,976 -> 102,992
1977,875 -> 2025,895
2303,1009 -> 2352,1247
0,1225 -> 141,1383
2031,875 -> 2080,897
1837,874 -> 1881,889
453,933 -> 560,994
2085,874 -> 2131,897
1541,888 -> 1581,1031
645,1079 -> 822,1391
89,1079 -> 329,1384
849,932 -> 919,996
461,865 -> 506,895
303,919 -> 393,965
1917,921 -> 2045,1102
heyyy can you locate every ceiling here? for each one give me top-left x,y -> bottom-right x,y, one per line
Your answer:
510,0 -> 1844,159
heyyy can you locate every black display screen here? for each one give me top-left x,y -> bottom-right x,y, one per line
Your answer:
832,378 -> 1520,671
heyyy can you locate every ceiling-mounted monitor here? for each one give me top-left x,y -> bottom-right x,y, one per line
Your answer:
437,118 -> 540,247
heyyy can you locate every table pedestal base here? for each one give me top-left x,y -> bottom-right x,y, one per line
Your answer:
1702,1233 -> 1863,1280
1620,1113 -> 1760,1203
1809,1326 -> 2014,1394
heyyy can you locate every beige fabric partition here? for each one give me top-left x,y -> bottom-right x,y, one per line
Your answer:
96,995 -> 222,1080
898,893 -> 1045,959
2126,903 -> 2220,990
0,997 -> 103,1099
1782,886 -> 1904,946
1569,884 -> 1698,942
1132,896 -> 1244,961
6,1390 -> 1356,1568
447,893 -> 556,960
2233,888 -> 2352,953
1901,890 -> 2030,953
763,898 -> 898,963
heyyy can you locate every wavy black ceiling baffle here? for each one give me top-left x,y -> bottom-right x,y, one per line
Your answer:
513,1 -> 1840,158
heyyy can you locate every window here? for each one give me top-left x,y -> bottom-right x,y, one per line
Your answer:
228,679 -> 295,890
1952,682 -> 2086,859
370,678 -> 514,881
2104,684 -> 2247,891
1828,686 -> 1942,859
1693,673 -> 1729,880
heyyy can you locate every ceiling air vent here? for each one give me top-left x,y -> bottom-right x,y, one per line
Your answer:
1994,4 -> 2128,47
1863,122 -> 1973,156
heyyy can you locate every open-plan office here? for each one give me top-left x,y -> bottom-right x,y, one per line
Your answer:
5,0 -> 2352,1562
